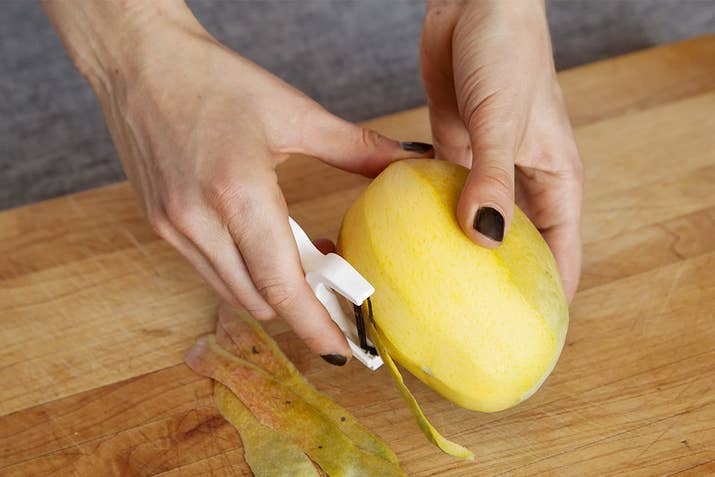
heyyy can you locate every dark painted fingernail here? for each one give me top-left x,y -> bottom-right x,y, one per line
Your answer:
321,353 -> 347,366
400,141 -> 433,153
474,207 -> 505,242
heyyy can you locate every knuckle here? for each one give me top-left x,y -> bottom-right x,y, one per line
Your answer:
202,179 -> 252,224
462,89 -> 503,133
356,127 -> 382,150
480,163 -> 515,196
201,173 -> 236,209
147,209 -> 170,238
164,195 -> 201,236
255,277 -> 299,311
235,297 -> 276,321
521,142 -> 584,189
248,305 -> 277,321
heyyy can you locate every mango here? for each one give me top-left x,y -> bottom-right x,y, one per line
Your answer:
339,159 -> 569,412
367,317 -> 474,459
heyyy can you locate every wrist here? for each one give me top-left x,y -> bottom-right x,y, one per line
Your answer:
42,1 -> 208,94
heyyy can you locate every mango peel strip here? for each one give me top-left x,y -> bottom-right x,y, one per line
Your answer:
217,305 -> 399,464
367,318 -> 475,460
213,381 -> 319,477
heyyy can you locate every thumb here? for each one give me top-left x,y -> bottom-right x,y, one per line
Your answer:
298,109 -> 434,177
457,137 -> 515,248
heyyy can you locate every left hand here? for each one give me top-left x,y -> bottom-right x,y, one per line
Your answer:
420,0 -> 584,301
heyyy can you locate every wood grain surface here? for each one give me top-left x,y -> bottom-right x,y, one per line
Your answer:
1,35 -> 714,476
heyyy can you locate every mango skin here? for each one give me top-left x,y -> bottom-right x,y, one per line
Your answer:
338,159 -> 569,412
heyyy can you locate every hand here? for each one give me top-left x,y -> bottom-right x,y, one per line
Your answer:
420,0 -> 584,301
43,1 -> 433,362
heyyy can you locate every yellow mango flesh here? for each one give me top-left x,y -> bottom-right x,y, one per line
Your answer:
339,159 -> 569,412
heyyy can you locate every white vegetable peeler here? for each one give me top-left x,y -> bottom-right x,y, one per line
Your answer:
289,217 -> 383,370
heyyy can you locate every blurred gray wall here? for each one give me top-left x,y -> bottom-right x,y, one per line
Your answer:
1,0 -> 713,210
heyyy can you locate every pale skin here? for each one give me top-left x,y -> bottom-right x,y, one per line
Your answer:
43,0 -> 583,364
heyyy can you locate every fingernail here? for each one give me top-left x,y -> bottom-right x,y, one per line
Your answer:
321,353 -> 348,366
474,207 -> 505,242
400,141 -> 433,153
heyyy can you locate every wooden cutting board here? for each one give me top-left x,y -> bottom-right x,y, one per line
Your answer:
1,35 -> 714,476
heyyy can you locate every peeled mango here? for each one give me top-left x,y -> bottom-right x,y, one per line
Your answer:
339,159 -> 569,413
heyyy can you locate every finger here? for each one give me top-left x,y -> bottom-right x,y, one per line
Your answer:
420,2 -> 472,167
226,168 -> 351,362
515,160 -> 583,302
540,221 -> 582,303
172,210 -> 276,320
294,110 -> 434,178
313,238 -> 336,255
151,215 -> 241,306
457,135 -> 515,248
423,0 -> 515,246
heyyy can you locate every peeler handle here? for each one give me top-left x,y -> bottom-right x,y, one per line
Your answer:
288,218 -> 374,305
288,217 -> 383,370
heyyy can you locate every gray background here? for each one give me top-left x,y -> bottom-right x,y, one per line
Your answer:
1,1 -> 713,211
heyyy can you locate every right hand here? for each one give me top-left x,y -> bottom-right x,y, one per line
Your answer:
420,0 -> 583,301
87,5 -> 433,363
